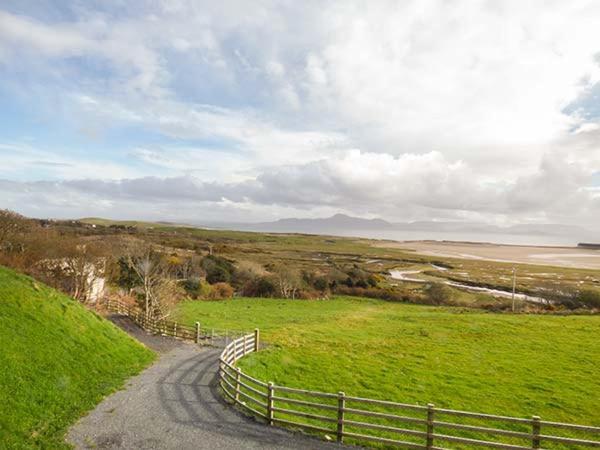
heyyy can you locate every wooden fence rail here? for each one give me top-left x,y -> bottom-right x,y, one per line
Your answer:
219,332 -> 600,449
105,298 -> 246,345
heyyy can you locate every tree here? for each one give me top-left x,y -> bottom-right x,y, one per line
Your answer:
273,264 -> 303,299
0,210 -> 31,252
60,240 -> 106,303
124,246 -> 167,318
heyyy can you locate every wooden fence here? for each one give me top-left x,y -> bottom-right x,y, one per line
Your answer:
106,298 -> 246,345
219,333 -> 600,449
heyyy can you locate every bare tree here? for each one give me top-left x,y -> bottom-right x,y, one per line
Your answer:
31,238 -> 107,303
273,264 -> 303,299
0,209 -> 31,251
61,241 -> 106,303
123,245 -> 181,319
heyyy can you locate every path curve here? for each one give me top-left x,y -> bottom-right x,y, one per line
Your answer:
67,320 -> 346,449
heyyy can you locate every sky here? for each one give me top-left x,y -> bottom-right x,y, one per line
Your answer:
1,0 -> 600,226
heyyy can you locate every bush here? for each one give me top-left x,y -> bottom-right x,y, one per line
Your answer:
206,265 -> 230,284
367,274 -> 379,287
543,285 -> 600,310
576,289 -> 600,308
241,276 -> 277,297
424,283 -> 454,305
356,279 -> 369,289
208,282 -> 234,300
313,277 -> 328,292
181,278 -> 201,298
232,260 -> 267,289
197,281 -> 213,299
202,255 -> 234,284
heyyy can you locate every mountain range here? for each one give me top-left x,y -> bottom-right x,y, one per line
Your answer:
204,214 -> 596,242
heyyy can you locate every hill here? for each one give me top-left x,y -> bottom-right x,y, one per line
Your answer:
0,266 -> 155,448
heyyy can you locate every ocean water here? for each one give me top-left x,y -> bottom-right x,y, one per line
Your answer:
314,229 -> 582,247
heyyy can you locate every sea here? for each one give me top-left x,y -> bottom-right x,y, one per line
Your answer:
302,229 -> 586,247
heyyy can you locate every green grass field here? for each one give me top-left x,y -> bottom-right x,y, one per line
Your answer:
175,297 -> 600,427
0,266 -> 155,449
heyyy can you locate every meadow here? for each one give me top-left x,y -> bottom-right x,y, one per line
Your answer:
174,297 -> 600,427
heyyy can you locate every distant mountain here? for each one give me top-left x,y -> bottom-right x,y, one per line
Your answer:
262,213 -> 394,231
204,214 -> 597,242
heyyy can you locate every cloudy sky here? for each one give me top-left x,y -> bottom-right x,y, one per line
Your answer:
1,0 -> 600,226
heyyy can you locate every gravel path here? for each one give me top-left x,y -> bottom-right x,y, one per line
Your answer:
106,314 -> 183,354
67,320 -> 346,449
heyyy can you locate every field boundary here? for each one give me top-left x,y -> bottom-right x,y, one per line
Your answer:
105,298 -> 246,345
219,333 -> 600,449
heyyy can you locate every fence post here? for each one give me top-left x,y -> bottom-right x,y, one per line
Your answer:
243,335 -> 248,356
174,322 -> 177,338
426,403 -> 435,449
254,328 -> 260,352
532,416 -> 541,449
195,322 -> 201,344
267,382 -> 275,425
235,368 -> 241,402
337,391 -> 345,443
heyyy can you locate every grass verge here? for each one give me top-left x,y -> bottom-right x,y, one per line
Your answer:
0,266 -> 155,448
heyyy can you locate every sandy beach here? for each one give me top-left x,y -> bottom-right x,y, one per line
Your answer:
379,240 -> 600,270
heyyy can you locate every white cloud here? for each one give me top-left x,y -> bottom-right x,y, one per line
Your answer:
1,1 -> 600,226
2,146 -> 598,226
0,142 -> 143,180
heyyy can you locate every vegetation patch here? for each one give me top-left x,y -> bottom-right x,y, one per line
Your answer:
0,266 -> 155,449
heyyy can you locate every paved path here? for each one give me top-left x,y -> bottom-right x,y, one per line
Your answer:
67,322 -> 346,449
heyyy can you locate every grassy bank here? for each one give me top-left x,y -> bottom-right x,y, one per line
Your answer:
174,297 -> 600,426
0,266 -> 155,448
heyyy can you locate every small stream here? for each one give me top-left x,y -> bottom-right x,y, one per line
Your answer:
389,266 -> 547,304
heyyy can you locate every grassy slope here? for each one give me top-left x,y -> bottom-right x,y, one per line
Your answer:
0,266 -> 155,448
175,297 -> 600,425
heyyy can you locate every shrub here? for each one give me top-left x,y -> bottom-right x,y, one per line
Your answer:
424,283 -> 454,305
206,265 -> 230,284
181,278 -> 201,298
367,274 -> 379,287
202,255 -> 234,284
241,276 -> 277,297
232,260 -> 267,289
355,279 -> 368,289
576,289 -> 600,308
208,282 -> 234,300
313,277 -> 328,292
197,281 -> 213,299
542,284 -> 600,310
